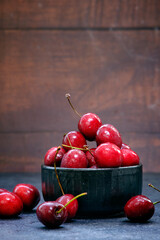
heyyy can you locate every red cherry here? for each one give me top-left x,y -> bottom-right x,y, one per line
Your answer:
94,143 -> 122,168
62,131 -> 87,151
124,195 -> 155,222
0,192 -> 23,218
121,143 -> 131,150
60,149 -> 88,168
44,146 -> 66,166
36,201 -> 68,228
13,183 -> 40,211
78,113 -> 102,141
121,149 -> 140,166
85,148 -> 96,167
90,164 -> 98,169
96,124 -> 122,148
56,194 -> 78,220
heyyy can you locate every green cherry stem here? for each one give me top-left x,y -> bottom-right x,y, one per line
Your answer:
56,192 -> 87,214
54,146 -> 65,195
153,201 -> 160,205
65,93 -> 82,118
148,183 -> 160,193
62,144 -> 87,151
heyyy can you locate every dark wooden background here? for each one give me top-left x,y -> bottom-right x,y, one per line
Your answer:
0,0 -> 160,172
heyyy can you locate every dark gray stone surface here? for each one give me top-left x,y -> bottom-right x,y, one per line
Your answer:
0,172 -> 160,240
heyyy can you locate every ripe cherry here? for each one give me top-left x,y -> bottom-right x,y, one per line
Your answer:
124,195 -> 155,222
13,183 -> 40,211
44,146 -> 65,166
65,93 -> 102,141
36,201 -> 68,228
85,148 -> 96,167
0,192 -> 23,218
56,194 -> 78,220
121,149 -> 140,166
60,149 -> 88,168
78,113 -> 102,141
94,143 -> 122,168
96,124 -> 122,148
62,131 -> 87,151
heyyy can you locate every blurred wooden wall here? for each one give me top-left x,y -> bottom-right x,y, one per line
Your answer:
0,0 -> 160,172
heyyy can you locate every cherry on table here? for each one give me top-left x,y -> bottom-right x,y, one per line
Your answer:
36,201 -> 68,228
121,143 -> 131,150
60,149 -> 88,168
124,195 -> 155,222
0,192 -> 23,218
13,183 -> 40,211
56,194 -> 78,220
94,142 -> 122,168
96,124 -> 122,148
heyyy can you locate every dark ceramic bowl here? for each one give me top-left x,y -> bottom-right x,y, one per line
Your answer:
41,164 -> 142,218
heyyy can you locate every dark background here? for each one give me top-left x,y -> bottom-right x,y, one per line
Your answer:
0,0 -> 160,172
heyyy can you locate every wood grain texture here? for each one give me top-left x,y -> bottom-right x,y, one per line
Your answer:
0,0 -> 160,29
0,30 -> 160,172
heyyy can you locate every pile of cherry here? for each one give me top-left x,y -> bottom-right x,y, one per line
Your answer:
0,94 -> 160,228
44,94 -> 140,169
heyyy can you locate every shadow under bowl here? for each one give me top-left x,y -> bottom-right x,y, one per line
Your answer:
41,164 -> 142,218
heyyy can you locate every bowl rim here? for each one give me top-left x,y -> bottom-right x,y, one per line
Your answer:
42,163 -> 142,172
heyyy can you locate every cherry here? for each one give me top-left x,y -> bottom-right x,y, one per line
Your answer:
90,164 -> 98,169
78,113 -> 102,141
85,148 -> 96,167
124,195 -> 155,222
56,194 -> 78,220
0,192 -> 23,218
36,201 -> 68,228
96,124 -> 122,148
13,183 -> 40,211
65,93 -> 102,141
121,143 -> 131,150
62,131 -> 87,151
60,149 -> 88,168
121,149 -> 140,166
44,146 -> 65,166
94,143 -> 122,168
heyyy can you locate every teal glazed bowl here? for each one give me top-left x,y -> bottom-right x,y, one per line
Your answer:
41,164 -> 142,217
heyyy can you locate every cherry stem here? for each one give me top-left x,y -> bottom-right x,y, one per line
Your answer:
62,144 -> 88,151
148,183 -> 160,193
83,145 -> 94,157
65,93 -> 82,118
153,200 -> 160,205
56,192 -> 87,214
54,146 -> 65,196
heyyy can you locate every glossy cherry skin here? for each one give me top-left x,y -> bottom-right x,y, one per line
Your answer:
62,131 -> 87,151
96,124 -> 122,148
44,146 -> 66,167
85,148 -> 96,167
36,201 -> 68,228
121,149 -> 140,166
121,143 -> 131,150
124,195 -> 155,222
0,192 -> 23,218
61,149 -> 88,168
13,183 -> 40,211
78,113 -> 102,141
56,194 -> 78,220
94,143 -> 122,168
